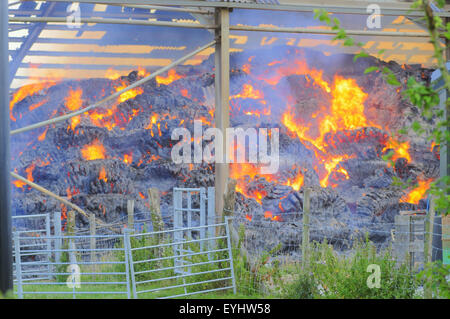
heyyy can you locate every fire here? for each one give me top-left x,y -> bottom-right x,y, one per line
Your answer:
123,153 -> 133,164
81,139 -> 106,161
285,170 -> 304,191
99,166 -> 107,182
138,67 -> 150,78
10,82 -> 55,121
38,127 -> 48,142
25,163 -> 36,183
281,73 -> 377,188
261,59 -> 331,93
231,83 -> 264,100
29,98 -> 48,112
105,68 -> 121,80
155,69 -> 185,85
264,211 -> 280,221
383,139 -> 411,163
400,177 -> 433,205
115,82 -> 143,103
65,87 -> 83,131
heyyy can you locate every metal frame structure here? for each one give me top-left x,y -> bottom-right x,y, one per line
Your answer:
2,0 -> 450,295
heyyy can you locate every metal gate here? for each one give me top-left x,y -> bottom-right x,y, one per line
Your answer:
14,232 -> 131,299
12,213 -> 52,282
173,187 -> 216,274
126,217 -> 236,299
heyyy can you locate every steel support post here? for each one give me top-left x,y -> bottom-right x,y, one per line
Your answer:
0,0 -> 13,296
214,8 -> 230,225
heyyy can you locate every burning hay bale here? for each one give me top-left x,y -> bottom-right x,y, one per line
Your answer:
10,46 -> 439,255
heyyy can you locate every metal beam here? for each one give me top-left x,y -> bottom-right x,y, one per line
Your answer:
9,17 -> 444,39
0,0 -> 12,296
25,0 -> 450,17
229,24 -> 434,38
214,7 -> 230,223
9,16 -> 216,29
10,40 -> 215,135
9,2 -> 55,86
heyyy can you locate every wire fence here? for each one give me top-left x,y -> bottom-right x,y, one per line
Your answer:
226,211 -> 449,298
10,193 -> 449,299
12,214 -> 236,299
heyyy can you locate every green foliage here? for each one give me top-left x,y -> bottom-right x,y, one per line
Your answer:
418,261 -> 450,298
54,239 -> 70,283
282,239 -> 419,299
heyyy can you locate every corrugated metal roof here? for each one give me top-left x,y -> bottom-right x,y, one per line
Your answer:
8,0 -> 439,89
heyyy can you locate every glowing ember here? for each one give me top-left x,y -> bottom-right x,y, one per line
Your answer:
155,69 -> 185,85
123,153 -> 133,164
383,139 -> 411,163
99,166 -> 107,182
10,82 -> 55,121
65,87 -> 83,131
231,83 -> 264,100
81,139 -> 106,161
115,82 -> 143,103
400,177 -> 433,205
29,98 -> 49,112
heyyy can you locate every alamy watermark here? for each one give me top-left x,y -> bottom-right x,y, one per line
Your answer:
367,264 -> 381,288
366,4 -> 381,29
171,120 -> 280,174
66,3 -> 81,29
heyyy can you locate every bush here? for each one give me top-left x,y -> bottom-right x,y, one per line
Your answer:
282,238 -> 419,299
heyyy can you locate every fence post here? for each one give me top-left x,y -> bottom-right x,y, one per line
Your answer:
200,188 -> 206,250
302,188 -> 311,269
13,232 -> 23,299
53,211 -> 61,264
67,211 -> 76,264
225,217 -> 237,295
148,188 -> 163,233
127,199 -> 134,232
124,229 -> 137,299
424,196 -> 436,299
45,213 -> 51,279
123,229 -> 131,299
89,214 -> 96,279
148,188 -> 163,264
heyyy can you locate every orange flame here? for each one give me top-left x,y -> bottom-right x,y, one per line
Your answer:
81,139 -> 106,161
400,177 -> 433,205
99,166 -> 107,182
155,69 -> 185,85
65,87 -> 83,131
10,82 -> 55,121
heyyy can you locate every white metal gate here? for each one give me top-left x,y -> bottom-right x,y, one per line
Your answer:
173,187 -> 216,274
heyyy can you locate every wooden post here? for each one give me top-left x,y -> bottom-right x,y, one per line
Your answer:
148,188 -> 163,233
424,197 -> 436,299
127,199 -> 135,232
223,179 -> 236,218
67,210 -> 75,237
302,188 -> 311,269
67,211 -> 76,264
214,7 -> 230,223
89,214 -> 96,261
53,211 -> 62,264
89,214 -> 96,279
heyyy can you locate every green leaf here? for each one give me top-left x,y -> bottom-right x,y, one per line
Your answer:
412,121 -> 421,132
386,74 -> 401,86
343,38 -> 354,46
364,66 -> 379,74
353,51 -> 369,62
